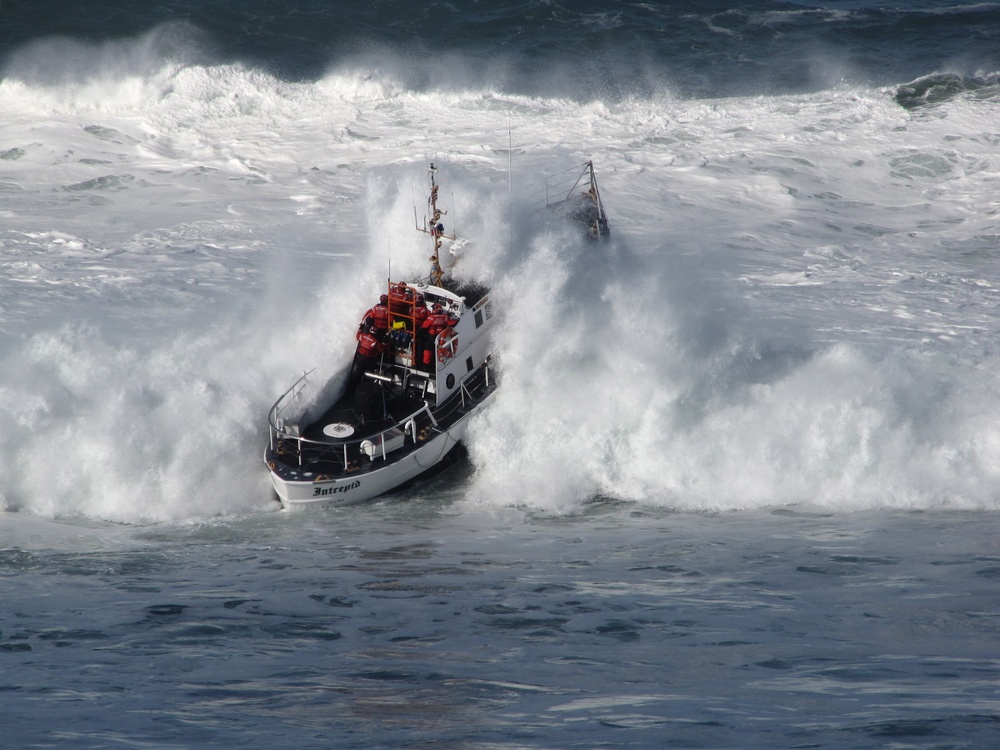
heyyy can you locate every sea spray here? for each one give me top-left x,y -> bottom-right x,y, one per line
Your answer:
464,209 -> 1000,512
1,35 -> 1000,517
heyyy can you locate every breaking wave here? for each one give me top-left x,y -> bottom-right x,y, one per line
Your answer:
464,225 -> 1000,513
2,19 -> 1000,520
895,72 -> 1000,109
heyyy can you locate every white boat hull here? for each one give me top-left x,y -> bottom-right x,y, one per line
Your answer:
267,394 -> 491,508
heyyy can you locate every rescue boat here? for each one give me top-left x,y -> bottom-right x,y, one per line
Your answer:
264,163 -> 498,508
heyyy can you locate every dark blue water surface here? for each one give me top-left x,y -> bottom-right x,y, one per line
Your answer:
3,1 -> 999,98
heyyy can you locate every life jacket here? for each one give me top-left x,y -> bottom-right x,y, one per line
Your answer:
361,306 -> 387,332
369,303 -> 389,330
422,312 -> 449,336
388,283 -> 414,314
356,331 -> 385,358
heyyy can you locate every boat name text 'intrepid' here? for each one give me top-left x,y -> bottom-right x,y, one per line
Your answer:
313,481 -> 361,497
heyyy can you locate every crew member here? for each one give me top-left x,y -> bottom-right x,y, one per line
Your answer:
412,299 -> 430,366
360,294 -> 389,333
419,303 -> 450,367
349,328 -> 387,388
388,282 -> 414,315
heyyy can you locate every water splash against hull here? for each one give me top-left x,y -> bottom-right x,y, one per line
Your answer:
1,30 -> 1000,519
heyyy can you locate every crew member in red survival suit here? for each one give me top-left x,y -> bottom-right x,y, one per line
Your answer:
412,298 -> 430,366
349,327 -> 387,388
418,304 -> 450,368
388,282 -> 414,315
360,295 -> 389,333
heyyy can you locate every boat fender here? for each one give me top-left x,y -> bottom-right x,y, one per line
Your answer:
437,327 -> 457,363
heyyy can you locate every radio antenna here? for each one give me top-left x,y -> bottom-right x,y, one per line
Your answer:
508,110 -> 513,196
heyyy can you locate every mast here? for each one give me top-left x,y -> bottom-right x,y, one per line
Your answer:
416,162 -> 455,287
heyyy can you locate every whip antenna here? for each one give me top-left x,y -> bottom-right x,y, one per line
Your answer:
508,110 -> 513,197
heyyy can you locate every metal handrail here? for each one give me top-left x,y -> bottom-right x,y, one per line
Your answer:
267,368 -> 315,430
268,359 -> 495,472
270,401 -> 433,450
526,161 -> 596,208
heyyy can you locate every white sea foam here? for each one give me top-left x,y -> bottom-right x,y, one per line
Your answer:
2,37 -> 1000,520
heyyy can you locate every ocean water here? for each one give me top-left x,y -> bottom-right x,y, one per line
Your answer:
2,1 -> 1000,747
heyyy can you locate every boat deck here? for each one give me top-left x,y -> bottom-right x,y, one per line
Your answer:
267,362 -> 495,481
301,391 -> 427,443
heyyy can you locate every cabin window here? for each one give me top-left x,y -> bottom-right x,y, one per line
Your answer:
466,356 -> 474,372
474,309 -> 483,328
446,374 -> 456,389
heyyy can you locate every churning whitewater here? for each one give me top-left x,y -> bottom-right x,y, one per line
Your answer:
2,47 -> 1000,519
2,3 -> 1000,748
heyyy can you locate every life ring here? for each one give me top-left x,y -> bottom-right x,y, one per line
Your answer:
437,327 -> 457,364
